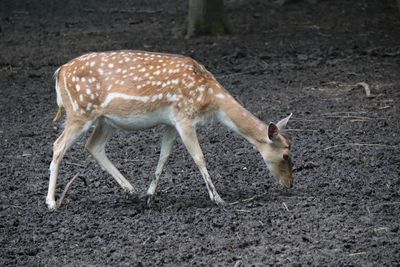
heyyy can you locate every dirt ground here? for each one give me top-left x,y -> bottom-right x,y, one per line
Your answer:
0,0 -> 399,266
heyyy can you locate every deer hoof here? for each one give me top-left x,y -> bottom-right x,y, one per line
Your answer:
46,200 -> 57,211
213,196 -> 226,206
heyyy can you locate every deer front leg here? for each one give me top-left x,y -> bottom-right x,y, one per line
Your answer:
146,126 -> 177,205
85,120 -> 136,194
176,120 -> 225,206
47,120 -> 92,210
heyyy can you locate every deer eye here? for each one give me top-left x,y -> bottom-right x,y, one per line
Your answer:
283,154 -> 290,160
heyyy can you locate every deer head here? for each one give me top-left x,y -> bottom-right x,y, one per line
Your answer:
258,114 -> 294,188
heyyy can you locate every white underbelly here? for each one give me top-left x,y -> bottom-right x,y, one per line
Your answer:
104,107 -> 175,130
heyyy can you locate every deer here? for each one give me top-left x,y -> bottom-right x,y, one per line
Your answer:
46,50 -> 293,210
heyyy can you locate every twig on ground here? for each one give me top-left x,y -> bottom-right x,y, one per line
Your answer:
229,193 -> 267,205
286,128 -> 318,132
374,227 -> 389,233
282,202 -> 290,212
57,173 -> 80,209
378,105 -> 391,110
142,236 -> 152,246
323,143 -> 398,151
236,209 -> 251,213
349,252 -> 366,257
323,115 -> 376,120
64,161 -> 86,168
355,82 -> 373,98
233,260 -> 243,267
366,206 -> 371,216
321,111 -> 367,115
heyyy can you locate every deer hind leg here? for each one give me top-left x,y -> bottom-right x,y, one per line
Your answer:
176,120 -> 225,206
146,126 -> 177,204
85,119 -> 136,194
47,120 -> 93,210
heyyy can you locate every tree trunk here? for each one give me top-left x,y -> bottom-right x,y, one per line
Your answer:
185,0 -> 230,38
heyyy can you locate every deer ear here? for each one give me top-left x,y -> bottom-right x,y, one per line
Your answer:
267,123 -> 279,142
276,113 -> 292,131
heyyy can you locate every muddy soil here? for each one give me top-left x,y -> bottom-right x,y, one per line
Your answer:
0,0 -> 399,266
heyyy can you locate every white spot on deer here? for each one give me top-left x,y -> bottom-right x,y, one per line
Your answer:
151,95 -> 158,102
90,94 -> 95,100
79,94 -> 84,102
208,88 -> 214,94
76,84 -> 81,92
86,102 -> 93,111
187,81 -> 195,88
116,68 -> 122,73
81,77 -> 86,82
107,84 -> 113,91
86,88 -> 91,94
216,93 -> 225,99
102,92 -> 150,107
139,67 -> 146,72
90,61 -> 96,67
153,70 -> 161,76
197,85 -> 205,92
167,94 -> 178,102
108,63 -> 114,68
98,68 -> 104,75
96,83 -> 101,90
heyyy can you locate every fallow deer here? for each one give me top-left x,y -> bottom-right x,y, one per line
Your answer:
47,50 -> 293,210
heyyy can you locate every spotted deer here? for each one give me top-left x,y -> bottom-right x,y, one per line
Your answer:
47,50 -> 293,210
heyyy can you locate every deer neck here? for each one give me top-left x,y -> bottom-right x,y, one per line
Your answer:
217,97 -> 267,145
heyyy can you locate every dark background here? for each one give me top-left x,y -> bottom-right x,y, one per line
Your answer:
0,0 -> 399,266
